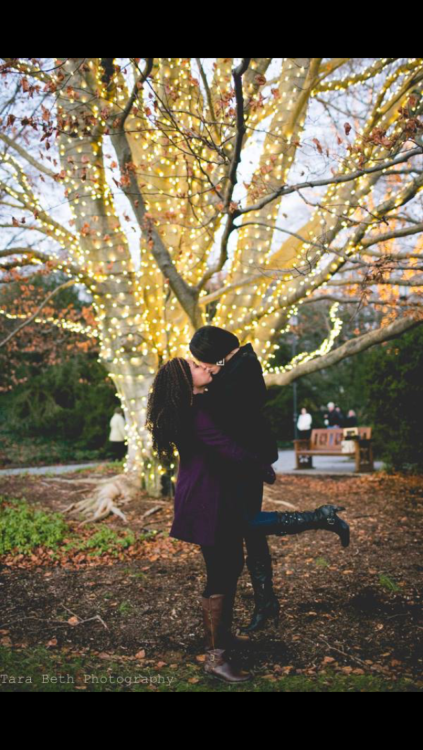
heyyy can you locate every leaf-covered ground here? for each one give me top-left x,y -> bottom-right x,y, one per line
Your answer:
0,466 -> 422,692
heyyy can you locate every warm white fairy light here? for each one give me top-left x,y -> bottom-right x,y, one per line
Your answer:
265,302 -> 343,375
0,309 -> 99,338
211,57 -> 423,374
3,57 -> 421,484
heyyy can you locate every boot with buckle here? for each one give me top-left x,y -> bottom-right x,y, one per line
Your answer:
276,504 -> 350,548
246,505 -> 350,548
239,555 -> 280,635
201,594 -> 252,683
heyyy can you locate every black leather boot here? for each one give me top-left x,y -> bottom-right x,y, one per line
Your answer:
273,505 -> 350,548
239,556 -> 280,635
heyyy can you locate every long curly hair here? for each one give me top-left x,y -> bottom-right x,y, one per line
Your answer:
145,358 -> 195,463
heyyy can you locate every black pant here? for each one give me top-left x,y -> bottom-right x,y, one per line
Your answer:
299,429 -> 312,439
239,469 -> 274,576
200,467 -> 271,597
200,470 -> 245,597
109,441 -> 127,461
200,531 -> 245,597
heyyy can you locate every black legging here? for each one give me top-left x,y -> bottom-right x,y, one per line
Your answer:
200,533 -> 244,597
200,467 -> 278,597
200,479 -> 245,597
109,440 -> 127,461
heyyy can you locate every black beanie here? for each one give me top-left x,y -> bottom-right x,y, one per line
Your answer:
189,325 -> 240,364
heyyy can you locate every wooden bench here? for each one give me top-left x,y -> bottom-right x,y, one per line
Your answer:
294,427 -> 374,473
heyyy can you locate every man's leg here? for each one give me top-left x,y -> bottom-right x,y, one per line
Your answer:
233,471 -> 280,634
240,526 -> 280,633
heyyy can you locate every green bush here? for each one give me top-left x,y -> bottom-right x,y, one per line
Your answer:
3,353 -> 120,451
363,324 -> 423,473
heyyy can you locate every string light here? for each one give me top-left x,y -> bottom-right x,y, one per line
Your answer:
3,58 -> 421,487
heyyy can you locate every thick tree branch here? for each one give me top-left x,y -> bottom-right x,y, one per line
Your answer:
314,58 -> 399,93
327,274 -> 423,287
301,294 -> 422,308
358,221 -> 423,249
264,312 -> 423,386
0,247 -> 91,285
110,100 -> 200,324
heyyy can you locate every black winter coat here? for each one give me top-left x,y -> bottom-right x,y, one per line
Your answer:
202,343 -> 279,466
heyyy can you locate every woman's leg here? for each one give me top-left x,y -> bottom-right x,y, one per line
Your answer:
200,533 -> 251,682
200,532 -> 247,652
200,528 -> 244,598
200,509 -> 246,638
241,507 -> 350,548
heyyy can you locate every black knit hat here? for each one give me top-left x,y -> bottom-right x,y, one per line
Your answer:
189,325 -> 240,365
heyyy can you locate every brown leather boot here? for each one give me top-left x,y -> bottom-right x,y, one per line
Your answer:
201,594 -> 252,683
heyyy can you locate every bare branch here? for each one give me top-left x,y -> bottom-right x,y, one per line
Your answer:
118,58 -> 154,129
0,279 -> 79,348
0,133 -> 59,178
0,58 -> 54,85
194,58 -> 252,291
237,145 -> 423,219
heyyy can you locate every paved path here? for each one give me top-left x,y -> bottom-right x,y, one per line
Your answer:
0,451 -> 383,477
0,461 -> 109,476
273,450 -> 383,476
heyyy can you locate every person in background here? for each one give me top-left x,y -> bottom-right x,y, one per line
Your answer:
335,405 -> 345,428
108,407 -> 127,461
297,407 -> 312,439
324,402 -> 341,428
345,409 -> 358,428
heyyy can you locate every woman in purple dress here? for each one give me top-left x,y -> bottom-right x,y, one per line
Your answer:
145,357 -> 350,684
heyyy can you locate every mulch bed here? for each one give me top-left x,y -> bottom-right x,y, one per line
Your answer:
0,469 -> 422,687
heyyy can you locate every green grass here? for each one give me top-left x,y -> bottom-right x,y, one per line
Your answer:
0,495 -> 146,558
0,646 -> 419,692
379,574 -> 401,593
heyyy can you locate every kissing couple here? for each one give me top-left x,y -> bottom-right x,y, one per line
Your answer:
145,325 -> 350,684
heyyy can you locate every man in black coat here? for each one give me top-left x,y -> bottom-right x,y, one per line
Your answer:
189,325 -> 280,634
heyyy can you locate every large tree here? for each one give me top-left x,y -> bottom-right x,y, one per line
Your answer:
1,58 -> 422,518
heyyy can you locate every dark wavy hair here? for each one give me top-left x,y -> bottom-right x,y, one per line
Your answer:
145,358 -> 195,463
